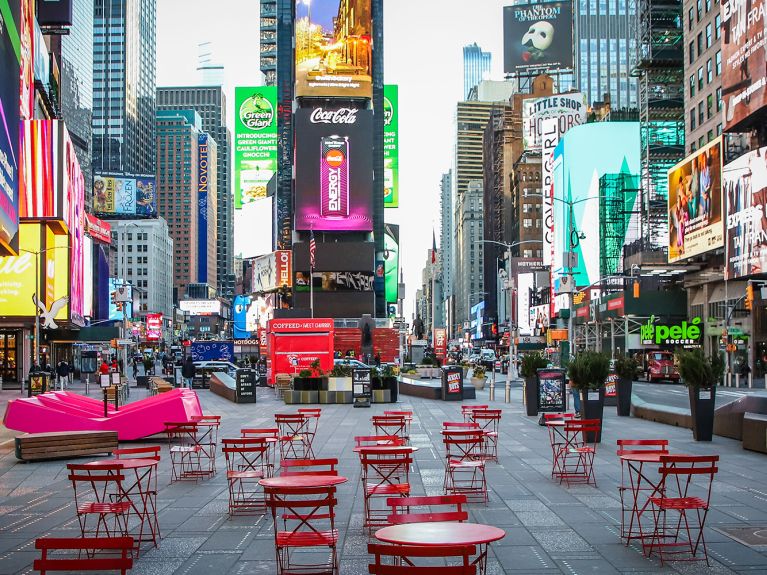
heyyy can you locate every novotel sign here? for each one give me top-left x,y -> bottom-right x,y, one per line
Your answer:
641,315 -> 702,347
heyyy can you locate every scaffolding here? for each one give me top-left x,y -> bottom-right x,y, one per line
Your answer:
599,173 -> 641,277
631,0 -> 685,253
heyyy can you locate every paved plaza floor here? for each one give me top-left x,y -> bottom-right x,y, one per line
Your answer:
1,383 -> 767,574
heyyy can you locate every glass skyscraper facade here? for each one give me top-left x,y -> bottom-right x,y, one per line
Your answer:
92,0 -> 157,176
463,43 -> 491,99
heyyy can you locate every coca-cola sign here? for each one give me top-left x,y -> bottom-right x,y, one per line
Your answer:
310,108 -> 358,124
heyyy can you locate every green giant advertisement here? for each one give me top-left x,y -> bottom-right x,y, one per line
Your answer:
234,86 -> 277,209
384,85 -> 399,208
384,223 -> 399,304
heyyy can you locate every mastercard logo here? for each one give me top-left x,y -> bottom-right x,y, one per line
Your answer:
325,149 -> 345,168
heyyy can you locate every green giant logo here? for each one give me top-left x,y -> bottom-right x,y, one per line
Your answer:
383,96 -> 393,127
640,315 -> 702,346
239,93 -> 274,131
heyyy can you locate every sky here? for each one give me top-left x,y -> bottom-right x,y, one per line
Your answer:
156,0 -> 512,320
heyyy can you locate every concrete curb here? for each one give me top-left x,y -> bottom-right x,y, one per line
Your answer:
630,393 -> 692,430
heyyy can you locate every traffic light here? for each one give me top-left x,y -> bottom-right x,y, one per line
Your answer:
746,284 -> 754,311
116,301 -> 123,312
110,291 -> 116,305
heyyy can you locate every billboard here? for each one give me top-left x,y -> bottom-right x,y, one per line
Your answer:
198,133 -> 210,283
517,272 -> 534,335
252,250 -> 292,292
108,278 -> 132,321
384,223 -> 399,304
0,0 -> 21,254
294,271 -> 374,292
721,0 -> 767,130
179,299 -> 222,316
92,174 -> 156,217
294,106 -> 373,231
724,146 -> 767,279
471,301 -> 485,340
233,295 -> 252,339
384,85 -> 399,207
522,93 -> 586,152
234,86 -> 277,208
146,313 -> 162,341
84,213 -> 111,244
19,0 -> 32,120
36,0 -> 73,26
503,1 -> 574,74
295,0 -> 372,98
667,138 -> 723,262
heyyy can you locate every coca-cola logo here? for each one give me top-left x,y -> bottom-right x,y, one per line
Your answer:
310,108 -> 358,124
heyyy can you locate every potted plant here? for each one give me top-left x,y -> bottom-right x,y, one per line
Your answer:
677,349 -> 724,441
568,351 -> 610,442
521,352 -> 550,416
293,360 -> 327,391
613,354 -> 638,417
380,364 -> 399,401
471,365 -> 487,390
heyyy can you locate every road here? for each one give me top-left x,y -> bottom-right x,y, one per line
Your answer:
632,381 -> 767,409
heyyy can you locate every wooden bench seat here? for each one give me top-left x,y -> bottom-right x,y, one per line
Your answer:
15,430 -> 118,462
150,377 -> 174,394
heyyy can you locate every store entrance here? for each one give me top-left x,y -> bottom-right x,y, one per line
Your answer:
0,331 -> 20,387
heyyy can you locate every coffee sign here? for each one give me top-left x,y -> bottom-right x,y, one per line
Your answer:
641,315 -> 702,346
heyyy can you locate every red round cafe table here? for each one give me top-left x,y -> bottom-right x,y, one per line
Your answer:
352,445 -> 419,454
259,475 -> 347,488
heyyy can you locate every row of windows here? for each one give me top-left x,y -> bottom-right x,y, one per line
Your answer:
688,0 -> 719,29
689,17 -> 721,65
689,87 -> 723,129
690,51 -> 721,97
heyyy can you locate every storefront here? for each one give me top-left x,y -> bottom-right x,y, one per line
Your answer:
0,330 -> 22,386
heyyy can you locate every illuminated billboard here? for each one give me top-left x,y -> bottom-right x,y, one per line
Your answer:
0,0 -> 21,254
198,133 -> 210,283
384,85 -> 399,207
384,223 -> 399,304
92,174 -> 156,217
146,313 -> 162,341
721,0 -> 767,130
294,106 -> 373,231
179,299 -> 222,316
503,1 -> 574,74
234,86 -> 277,208
667,138 -> 723,263
295,0 -> 372,98
724,146 -> 767,279
19,0 -> 33,120
108,278 -> 132,321
522,93 -> 586,152
233,295 -> 252,339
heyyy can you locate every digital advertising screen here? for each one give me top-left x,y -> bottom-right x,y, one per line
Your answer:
384,223 -> 399,304
721,0 -> 767,130
384,85 -> 399,207
93,174 -> 156,217
667,137 -> 723,263
503,1 -> 574,74
19,0 -> 33,120
295,0 -> 372,98
0,0 -> 21,254
108,278 -> 132,321
146,313 -> 162,341
233,294 -> 252,339
294,106 -> 373,231
198,133 -> 210,284
234,86 -> 277,208
724,146 -> 767,279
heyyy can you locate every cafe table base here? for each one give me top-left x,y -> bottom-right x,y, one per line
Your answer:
619,453 -> 665,547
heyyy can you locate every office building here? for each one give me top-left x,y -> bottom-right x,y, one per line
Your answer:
439,170 -> 453,334
156,86 -> 233,298
92,0 -> 157,175
455,180 -> 485,335
155,109 -> 218,301
463,43 -> 492,99
107,218 -> 174,321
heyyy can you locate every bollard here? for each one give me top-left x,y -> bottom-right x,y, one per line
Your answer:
505,376 -> 511,403
736,374 -> 740,388
749,373 -> 753,389
489,367 -> 495,401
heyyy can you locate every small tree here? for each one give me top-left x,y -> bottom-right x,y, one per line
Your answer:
613,354 -> 639,380
520,352 -> 549,379
678,349 -> 724,388
568,351 -> 610,390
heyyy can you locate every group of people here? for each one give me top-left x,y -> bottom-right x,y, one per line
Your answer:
672,149 -> 715,254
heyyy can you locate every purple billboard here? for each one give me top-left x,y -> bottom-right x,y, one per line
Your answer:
294,106 -> 373,232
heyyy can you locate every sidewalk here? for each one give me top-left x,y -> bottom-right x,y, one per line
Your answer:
0,384 -> 766,573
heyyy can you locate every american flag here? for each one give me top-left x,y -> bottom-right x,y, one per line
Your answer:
431,229 -> 437,265
309,230 -> 316,270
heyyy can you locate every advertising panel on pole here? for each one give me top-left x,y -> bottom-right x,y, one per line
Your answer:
178,299 -> 222,316
530,304 -> 550,334
721,0 -> 767,130
234,86 -> 277,208
146,313 -> 162,341
522,93 -> 586,152
294,0 -> 372,99
384,223 -> 399,304
667,137 -> 723,262
108,277 -> 132,321
383,85 -> 399,207
276,250 -> 293,289
517,273 -> 534,335
541,117 -> 558,267
197,133 -> 210,283
434,328 -> 447,359
503,1 -> 574,74
724,146 -> 767,279
92,174 -> 156,217
471,301 -> 485,340
84,213 -> 111,244
294,106 -> 373,231
0,0 -> 21,255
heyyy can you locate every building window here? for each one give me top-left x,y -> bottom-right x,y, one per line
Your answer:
715,50 -> 721,75
697,32 -> 703,56
706,23 -> 712,48
707,129 -> 714,142
707,59 -> 713,82
696,0 -> 702,19
698,101 -> 705,124
707,94 -> 713,118
698,67 -> 704,90
690,109 -> 696,129
705,0 -> 711,11
699,135 -> 705,148
715,14 -> 721,38
689,41 -> 694,64
716,87 -> 722,111
688,6 -> 694,29
689,75 -> 695,97
716,123 -> 722,135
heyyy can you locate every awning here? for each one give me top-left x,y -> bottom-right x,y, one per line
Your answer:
690,288 -> 706,306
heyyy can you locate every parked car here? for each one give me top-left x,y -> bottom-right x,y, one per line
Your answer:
495,354 -> 510,374
642,351 -> 680,383
480,348 -> 496,370
468,352 -> 482,365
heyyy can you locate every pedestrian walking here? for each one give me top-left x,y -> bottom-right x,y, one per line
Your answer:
99,359 -> 110,375
56,360 -> 69,390
181,356 -> 196,389
132,358 -> 138,380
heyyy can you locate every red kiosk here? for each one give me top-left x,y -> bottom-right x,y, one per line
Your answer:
267,318 -> 335,386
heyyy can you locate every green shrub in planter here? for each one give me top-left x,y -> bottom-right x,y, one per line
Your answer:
472,366 -> 486,379
612,354 -> 638,416
568,351 -> 610,390
520,352 -> 549,379
678,349 -> 724,441
613,354 -> 638,380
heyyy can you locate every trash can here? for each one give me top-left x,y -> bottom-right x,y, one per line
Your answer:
441,366 -> 463,401
28,371 -> 50,397
236,369 -> 257,403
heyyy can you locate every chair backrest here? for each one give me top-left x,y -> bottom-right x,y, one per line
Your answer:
297,408 -> 321,418
469,409 -> 502,431
222,438 -> 272,472
112,445 -> 161,461
264,484 -> 338,536
164,422 -> 199,444
461,405 -> 488,415
241,427 -> 279,439
280,458 -> 339,476
275,413 -> 308,436
197,414 -> 222,424
443,421 -> 479,430
442,431 -> 484,461
616,439 -> 669,457
359,448 -> 412,484
564,418 -> 601,438
657,454 -> 719,500
386,494 -> 468,524
354,435 -> 405,447
368,543 -> 476,574
66,464 -> 126,506
543,413 -> 575,422
384,410 -> 413,420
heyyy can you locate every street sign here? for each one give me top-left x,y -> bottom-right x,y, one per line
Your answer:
117,339 -> 132,346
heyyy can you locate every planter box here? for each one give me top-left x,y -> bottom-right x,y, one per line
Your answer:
689,386 -> 716,441
283,390 -> 319,404
328,377 -> 352,392
524,377 -> 538,416
292,377 -> 327,391
580,387 -> 605,443
616,377 -> 632,416
372,389 -> 392,403
471,377 -> 486,390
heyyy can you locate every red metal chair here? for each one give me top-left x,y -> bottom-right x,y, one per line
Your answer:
645,454 -> 719,566
368,543 -> 477,574
112,445 -> 161,461
241,427 -> 279,439
443,430 -> 488,503
194,415 -> 221,475
461,404 -> 489,422
222,438 -> 273,516
359,447 -> 412,528
383,410 -> 413,436
280,458 -> 339,477
545,413 -> 576,478
386,494 -> 468,524
112,445 -> 162,547
164,422 -> 205,482
470,409 -> 502,463
616,439 -> 670,541
557,419 -> 601,487
354,435 -> 405,447
297,408 -> 321,449
67,464 -> 131,540
264,483 -> 340,574
33,537 -> 134,574
372,415 -> 409,444
276,414 -> 313,460
443,421 -> 480,430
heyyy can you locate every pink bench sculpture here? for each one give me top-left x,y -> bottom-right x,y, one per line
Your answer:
3,389 -> 203,441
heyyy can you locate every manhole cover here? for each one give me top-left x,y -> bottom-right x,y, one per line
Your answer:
714,526 -> 767,547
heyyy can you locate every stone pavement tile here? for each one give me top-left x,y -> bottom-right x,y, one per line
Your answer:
140,536 -> 207,559
493,526 -> 538,546
0,550 -> 37,575
153,507 -> 199,530
471,507 -> 522,526
174,551 -> 241,574
706,542 -> 767,567
197,529 -> 257,552
237,535 -> 279,561
671,560 -> 738,574
228,560 -> 279,574
530,528 -> 594,553
493,544 -> 557,571
130,560 -> 185,575
593,543 -> 664,571
173,513 -> 228,533
516,510 -> 567,527
555,557 -> 621,574
562,523 -> 622,546
551,504 -> 612,524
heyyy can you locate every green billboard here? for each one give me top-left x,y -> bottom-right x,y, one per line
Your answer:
234,86 -> 277,209
384,85 -> 399,208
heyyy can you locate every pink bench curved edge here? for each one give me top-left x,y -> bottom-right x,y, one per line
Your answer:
2,389 -> 203,441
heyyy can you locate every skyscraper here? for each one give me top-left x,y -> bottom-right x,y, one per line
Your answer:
92,0 -> 157,175
463,43 -> 491,99
157,86 -> 233,298
439,171 -> 453,334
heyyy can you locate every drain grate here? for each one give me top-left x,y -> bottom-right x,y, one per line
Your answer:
714,526 -> 767,547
